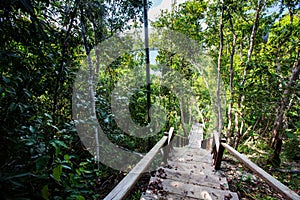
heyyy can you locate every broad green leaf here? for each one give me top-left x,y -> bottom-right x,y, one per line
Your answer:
286,132 -> 297,139
76,195 -> 85,200
52,164 -> 62,182
41,185 -> 49,200
64,154 -> 70,162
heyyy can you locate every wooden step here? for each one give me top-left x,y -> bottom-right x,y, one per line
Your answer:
141,123 -> 238,200
166,161 -> 215,175
170,147 -> 212,164
141,177 -> 239,200
172,146 -> 210,154
155,167 -> 229,190
188,123 -> 203,149
141,192 -> 198,200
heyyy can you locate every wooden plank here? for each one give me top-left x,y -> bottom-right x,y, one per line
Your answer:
156,167 -> 229,190
141,192 -> 199,200
188,123 -> 203,148
222,142 -> 300,200
169,148 -> 213,164
166,161 -> 217,176
165,160 -> 228,189
172,146 -> 211,153
169,155 -> 212,165
145,177 -> 239,200
104,128 -> 174,200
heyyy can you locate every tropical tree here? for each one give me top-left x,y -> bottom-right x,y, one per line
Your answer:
0,0 -> 144,198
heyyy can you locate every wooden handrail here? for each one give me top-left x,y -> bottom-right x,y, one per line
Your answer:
104,128 -> 174,200
222,142 -> 300,200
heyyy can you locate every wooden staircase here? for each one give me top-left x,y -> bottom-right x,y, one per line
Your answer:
105,123 -> 299,200
140,124 -> 239,200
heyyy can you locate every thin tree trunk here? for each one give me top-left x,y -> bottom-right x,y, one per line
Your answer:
235,0 -> 263,147
80,8 -> 100,163
179,99 -> 188,139
234,119 -> 243,148
240,35 -> 243,61
246,0 -> 263,64
242,0 -> 263,87
216,0 -> 224,137
226,9 -> 237,145
53,1 -> 79,127
234,111 -> 239,144
270,58 -> 300,147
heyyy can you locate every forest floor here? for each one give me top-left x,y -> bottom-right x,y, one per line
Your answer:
220,154 -> 300,200
126,154 -> 300,200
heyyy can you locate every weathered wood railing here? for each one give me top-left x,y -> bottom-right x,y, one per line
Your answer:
212,131 -> 300,200
104,127 -> 174,200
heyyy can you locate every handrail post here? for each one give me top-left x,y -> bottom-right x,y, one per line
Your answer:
214,138 -> 226,170
162,127 -> 174,164
212,131 -> 220,165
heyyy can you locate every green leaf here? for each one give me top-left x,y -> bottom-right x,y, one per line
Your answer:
29,125 -> 35,133
286,132 -> 297,139
62,164 -> 72,170
2,75 -> 10,83
50,140 -> 68,157
55,141 -> 68,148
44,113 -> 52,120
64,154 -> 70,162
41,185 -> 49,200
76,195 -> 85,200
75,168 -> 81,175
9,180 -> 25,187
5,172 -> 35,180
51,124 -> 59,131
52,164 -> 62,182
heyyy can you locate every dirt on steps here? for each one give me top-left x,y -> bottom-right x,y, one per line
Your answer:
140,147 -> 239,200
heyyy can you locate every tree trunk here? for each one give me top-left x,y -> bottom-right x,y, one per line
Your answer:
270,58 -> 300,148
240,35 -> 243,61
234,0 -> 263,148
269,138 -> 282,167
234,119 -> 243,149
226,9 -> 237,145
53,2 -> 79,127
246,0 -> 263,64
216,0 -> 224,138
80,8 -> 100,163
179,99 -> 188,138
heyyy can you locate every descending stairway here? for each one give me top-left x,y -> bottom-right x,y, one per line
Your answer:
140,124 -> 239,200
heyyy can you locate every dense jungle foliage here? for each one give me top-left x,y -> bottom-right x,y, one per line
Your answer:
0,0 -> 299,199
